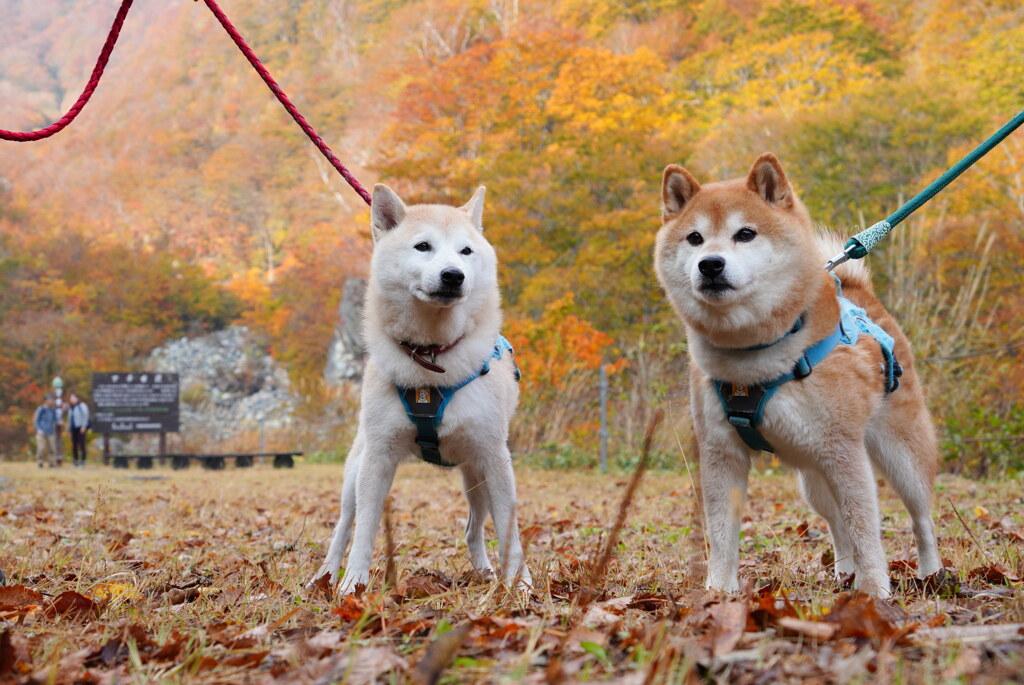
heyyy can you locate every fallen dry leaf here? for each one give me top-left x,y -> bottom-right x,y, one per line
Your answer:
162,586 -> 201,605
91,582 -> 140,601
777,616 -> 838,641
30,646 -> 91,683
220,650 -> 268,668
106,530 -> 134,554
707,601 -> 748,657
919,568 -> 960,597
0,585 -> 43,610
911,623 -> 1024,644
628,592 -> 672,613
0,630 -> 22,678
967,564 -> 1020,584
822,593 -> 913,646
312,645 -> 408,684
581,602 -> 624,632
44,591 -> 98,621
748,587 -> 799,630
310,573 -> 334,602
331,594 -> 367,622
396,570 -> 453,601
412,622 -> 472,685
207,621 -> 258,649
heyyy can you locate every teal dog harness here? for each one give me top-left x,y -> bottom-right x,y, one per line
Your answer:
397,335 -> 520,467
713,279 -> 901,453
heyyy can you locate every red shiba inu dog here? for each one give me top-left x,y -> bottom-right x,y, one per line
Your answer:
654,153 -> 940,597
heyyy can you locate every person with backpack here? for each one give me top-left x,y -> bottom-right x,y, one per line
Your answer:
67,391 -> 90,467
33,394 -> 59,468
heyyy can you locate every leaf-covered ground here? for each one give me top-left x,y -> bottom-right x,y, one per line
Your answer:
1,461 -> 1022,683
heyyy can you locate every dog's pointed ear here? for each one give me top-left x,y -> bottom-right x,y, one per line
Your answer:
371,184 -> 407,240
662,165 -> 700,223
460,186 -> 486,231
746,153 -> 794,208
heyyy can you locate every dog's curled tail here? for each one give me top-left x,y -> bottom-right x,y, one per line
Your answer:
817,229 -> 872,293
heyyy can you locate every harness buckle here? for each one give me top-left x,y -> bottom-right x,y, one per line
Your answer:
793,354 -> 812,379
415,435 -> 440,450
727,414 -> 755,429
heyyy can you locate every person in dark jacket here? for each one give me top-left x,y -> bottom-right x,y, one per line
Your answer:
34,394 -> 59,468
67,392 -> 90,467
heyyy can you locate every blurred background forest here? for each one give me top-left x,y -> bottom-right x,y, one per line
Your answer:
0,0 -> 1021,472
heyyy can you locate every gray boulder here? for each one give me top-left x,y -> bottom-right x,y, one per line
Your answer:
148,326 -> 296,443
324,278 -> 366,385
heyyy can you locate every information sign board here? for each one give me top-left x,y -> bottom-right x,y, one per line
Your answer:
91,372 -> 180,433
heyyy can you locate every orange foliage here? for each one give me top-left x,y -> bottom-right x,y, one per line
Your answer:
505,293 -> 627,401
0,0 -> 1022,458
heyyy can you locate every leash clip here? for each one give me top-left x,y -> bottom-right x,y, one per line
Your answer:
824,252 -> 848,272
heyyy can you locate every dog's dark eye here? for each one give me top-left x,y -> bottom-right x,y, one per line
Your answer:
414,241 -> 431,252
460,247 -> 473,256
734,228 -> 757,243
686,232 -> 703,246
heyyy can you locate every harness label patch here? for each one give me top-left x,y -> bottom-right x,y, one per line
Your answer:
732,384 -> 749,397
415,388 -> 431,404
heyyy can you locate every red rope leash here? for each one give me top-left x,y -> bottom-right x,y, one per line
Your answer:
0,0 -> 373,206
0,0 -> 135,142
199,0 -> 372,206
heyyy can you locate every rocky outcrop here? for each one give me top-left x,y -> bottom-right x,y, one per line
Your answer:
148,326 -> 296,442
324,278 -> 367,385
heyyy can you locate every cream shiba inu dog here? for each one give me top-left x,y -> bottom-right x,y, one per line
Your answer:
314,184 -> 531,595
654,153 -> 940,597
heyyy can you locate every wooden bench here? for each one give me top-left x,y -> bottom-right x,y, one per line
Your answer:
111,454 -> 159,469
171,453 -> 301,469
109,452 -> 301,469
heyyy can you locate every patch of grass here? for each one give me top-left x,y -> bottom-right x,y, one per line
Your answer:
0,462 -> 1022,682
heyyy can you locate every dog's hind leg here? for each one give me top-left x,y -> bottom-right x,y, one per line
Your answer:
798,469 -> 855,578
461,464 -> 495,575
818,446 -> 891,597
866,415 -> 941,578
482,447 -> 531,588
310,433 -> 364,586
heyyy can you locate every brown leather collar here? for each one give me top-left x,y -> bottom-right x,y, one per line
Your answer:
398,336 -> 464,373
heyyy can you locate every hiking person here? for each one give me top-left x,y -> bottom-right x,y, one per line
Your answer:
68,392 -> 90,467
33,394 -> 59,468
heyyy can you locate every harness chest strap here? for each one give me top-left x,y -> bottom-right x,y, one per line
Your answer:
713,288 -> 901,454
396,335 -> 520,467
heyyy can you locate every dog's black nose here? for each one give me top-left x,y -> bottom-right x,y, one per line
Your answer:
440,268 -> 465,287
698,257 -> 726,277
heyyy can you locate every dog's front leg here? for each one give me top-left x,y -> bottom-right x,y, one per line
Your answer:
482,448 -> 531,589
461,464 -> 495,575
311,433 -> 365,586
338,450 -> 399,596
701,434 -> 751,593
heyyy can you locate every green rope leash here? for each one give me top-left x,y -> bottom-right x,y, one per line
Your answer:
826,108 -> 1024,271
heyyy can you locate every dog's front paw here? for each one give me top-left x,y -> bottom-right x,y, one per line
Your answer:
337,569 -> 370,597
705,575 -> 741,594
854,574 -> 891,599
505,566 -> 532,592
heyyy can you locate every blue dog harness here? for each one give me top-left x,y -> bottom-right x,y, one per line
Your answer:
397,335 -> 520,467
713,279 -> 901,453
